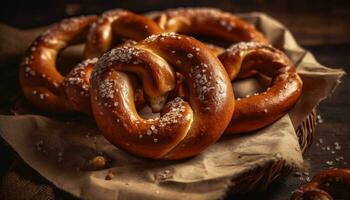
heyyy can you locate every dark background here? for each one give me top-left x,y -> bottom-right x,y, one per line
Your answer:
0,0 -> 350,46
0,0 -> 349,200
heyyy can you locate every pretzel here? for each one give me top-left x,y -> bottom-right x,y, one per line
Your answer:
19,10 -> 163,113
89,33 -> 235,159
221,42 -> 302,133
291,168 -> 350,200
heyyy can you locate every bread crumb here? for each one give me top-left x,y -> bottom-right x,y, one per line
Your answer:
88,155 -> 107,170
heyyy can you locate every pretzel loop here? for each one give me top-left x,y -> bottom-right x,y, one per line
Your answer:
219,42 -> 303,133
19,15 -> 97,112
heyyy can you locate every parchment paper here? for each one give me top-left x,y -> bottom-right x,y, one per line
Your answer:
0,12 -> 345,200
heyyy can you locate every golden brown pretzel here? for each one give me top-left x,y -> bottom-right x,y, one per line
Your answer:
90,33 -> 235,159
20,10 -> 163,113
219,42 -> 302,133
291,168 -> 350,200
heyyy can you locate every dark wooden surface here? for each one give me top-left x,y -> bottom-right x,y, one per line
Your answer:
0,1 -> 349,200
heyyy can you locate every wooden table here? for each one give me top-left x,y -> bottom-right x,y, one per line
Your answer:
0,1 -> 349,199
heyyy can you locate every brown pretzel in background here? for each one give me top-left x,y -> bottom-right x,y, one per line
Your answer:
156,8 -> 268,45
291,168 -> 350,200
20,9 -> 163,114
219,42 -> 302,133
90,33 -> 235,159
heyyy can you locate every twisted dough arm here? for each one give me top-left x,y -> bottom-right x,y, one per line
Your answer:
64,58 -> 97,113
90,33 -> 235,159
84,9 -> 163,58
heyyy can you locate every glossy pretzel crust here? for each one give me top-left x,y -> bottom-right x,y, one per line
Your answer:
90,33 -> 235,159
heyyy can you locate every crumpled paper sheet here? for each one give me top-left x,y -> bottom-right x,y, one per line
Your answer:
0,12 -> 345,200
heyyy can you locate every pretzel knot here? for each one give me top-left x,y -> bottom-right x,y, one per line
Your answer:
19,9 -> 162,114
291,168 -> 350,200
90,33 -> 235,159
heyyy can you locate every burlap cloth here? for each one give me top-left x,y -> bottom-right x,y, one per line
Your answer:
0,11 -> 345,200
